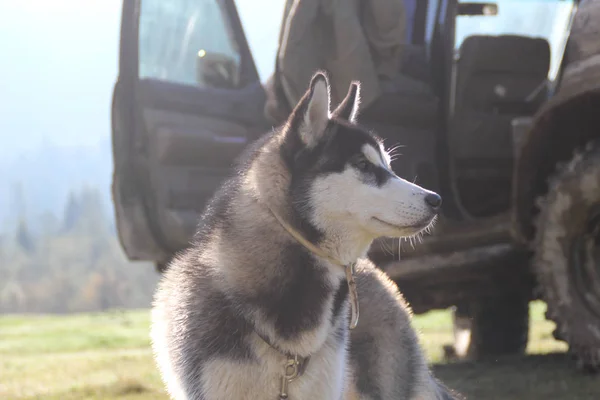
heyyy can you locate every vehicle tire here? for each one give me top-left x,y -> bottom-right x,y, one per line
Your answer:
534,140 -> 600,372
446,293 -> 529,360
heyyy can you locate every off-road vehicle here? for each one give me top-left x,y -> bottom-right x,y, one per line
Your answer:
111,0 -> 600,371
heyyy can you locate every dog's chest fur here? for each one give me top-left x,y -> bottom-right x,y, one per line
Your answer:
200,328 -> 349,399
151,237 -> 353,400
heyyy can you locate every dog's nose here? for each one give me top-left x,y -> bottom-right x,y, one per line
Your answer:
425,193 -> 442,211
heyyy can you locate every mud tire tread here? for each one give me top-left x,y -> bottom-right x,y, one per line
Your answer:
533,140 -> 600,372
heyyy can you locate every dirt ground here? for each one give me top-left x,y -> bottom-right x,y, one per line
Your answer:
434,353 -> 599,400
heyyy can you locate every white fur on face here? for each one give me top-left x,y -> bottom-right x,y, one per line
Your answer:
309,145 -> 437,240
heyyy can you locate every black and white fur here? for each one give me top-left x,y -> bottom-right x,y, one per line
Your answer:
151,72 -> 458,399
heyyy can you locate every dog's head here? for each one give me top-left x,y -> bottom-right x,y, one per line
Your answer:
280,72 -> 441,240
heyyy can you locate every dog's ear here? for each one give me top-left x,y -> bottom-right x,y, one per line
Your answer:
332,81 -> 360,123
297,72 -> 331,147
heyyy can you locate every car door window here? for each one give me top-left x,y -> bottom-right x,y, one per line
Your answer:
139,0 -> 242,88
455,0 -> 575,81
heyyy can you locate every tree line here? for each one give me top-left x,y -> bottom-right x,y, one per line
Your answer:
0,186 -> 159,314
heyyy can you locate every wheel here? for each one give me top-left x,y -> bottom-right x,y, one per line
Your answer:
445,293 -> 530,360
534,140 -> 600,372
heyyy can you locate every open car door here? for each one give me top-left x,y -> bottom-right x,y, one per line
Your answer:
112,0 -> 268,265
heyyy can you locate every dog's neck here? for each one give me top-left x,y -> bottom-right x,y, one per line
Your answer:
266,203 -> 362,331
311,219 -> 374,267
266,202 -> 372,264
245,134 -> 374,268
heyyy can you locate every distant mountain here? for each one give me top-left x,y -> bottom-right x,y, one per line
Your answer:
0,138 -> 114,230
0,0 -> 121,231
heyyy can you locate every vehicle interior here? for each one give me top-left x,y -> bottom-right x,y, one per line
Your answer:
112,0 -> 576,264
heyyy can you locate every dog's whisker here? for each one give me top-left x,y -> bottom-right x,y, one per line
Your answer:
379,239 -> 394,256
386,144 -> 405,154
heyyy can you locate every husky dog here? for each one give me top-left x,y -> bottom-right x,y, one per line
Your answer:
151,72 -> 458,400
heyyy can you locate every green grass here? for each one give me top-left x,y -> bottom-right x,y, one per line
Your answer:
0,302 -> 597,399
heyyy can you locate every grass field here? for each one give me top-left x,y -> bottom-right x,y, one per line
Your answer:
1,301 -> 598,399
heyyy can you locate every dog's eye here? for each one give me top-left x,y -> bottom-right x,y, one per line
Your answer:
355,159 -> 371,172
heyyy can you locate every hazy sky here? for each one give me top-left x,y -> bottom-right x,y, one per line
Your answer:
0,0 -> 122,156
0,0 -> 283,158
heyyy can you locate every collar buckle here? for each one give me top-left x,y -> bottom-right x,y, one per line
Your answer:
279,354 -> 309,399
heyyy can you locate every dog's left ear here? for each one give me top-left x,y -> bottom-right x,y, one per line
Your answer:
332,81 -> 360,123
298,72 -> 331,147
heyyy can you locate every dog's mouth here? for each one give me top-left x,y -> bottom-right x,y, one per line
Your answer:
372,215 -> 436,234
